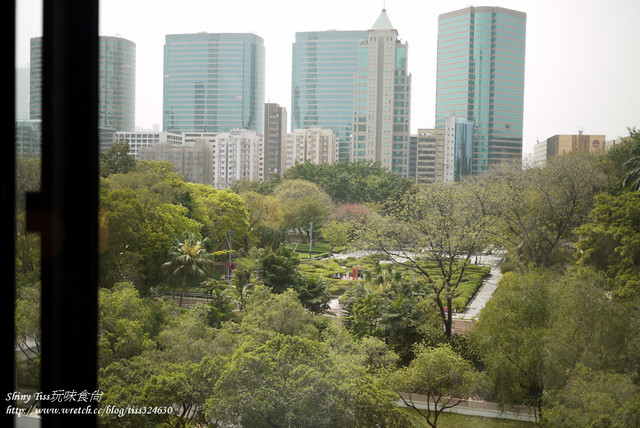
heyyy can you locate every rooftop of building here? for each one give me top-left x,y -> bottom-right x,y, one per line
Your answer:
371,8 -> 394,30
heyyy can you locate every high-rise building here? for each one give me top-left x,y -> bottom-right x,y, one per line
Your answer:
163,33 -> 265,135
212,129 -> 263,189
291,30 -> 367,161
30,36 -> 136,131
413,129 -> 445,184
435,6 -> 526,175
351,9 -> 412,177
264,103 -> 288,178
444,115 -> 474,181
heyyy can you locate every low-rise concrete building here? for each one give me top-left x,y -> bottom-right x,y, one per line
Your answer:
534,132 -> 606,167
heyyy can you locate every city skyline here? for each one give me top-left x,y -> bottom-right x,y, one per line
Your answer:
16,0 -> 640,155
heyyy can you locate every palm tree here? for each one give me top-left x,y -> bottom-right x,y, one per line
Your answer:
623,155 -> 640,191
162,232 -> 215,307
364,263 -> 406,295
622,128 -> 640,191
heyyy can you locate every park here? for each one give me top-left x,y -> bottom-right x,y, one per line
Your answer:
13,130 -> 640,427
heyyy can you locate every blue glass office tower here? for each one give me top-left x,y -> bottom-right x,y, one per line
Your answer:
446,116 -> 474,181
435,6 -> 526,174
163,33 -> 265,134
291,30 -> 367,161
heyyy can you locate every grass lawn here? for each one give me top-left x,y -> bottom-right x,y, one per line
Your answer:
295,254 -> 491,308
401,409 -> 535,428
221,250 -> 490,310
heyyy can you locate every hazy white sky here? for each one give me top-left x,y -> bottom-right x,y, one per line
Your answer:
16,0 -> 640,154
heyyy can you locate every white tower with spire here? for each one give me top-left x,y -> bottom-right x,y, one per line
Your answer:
351,8 -> 411,177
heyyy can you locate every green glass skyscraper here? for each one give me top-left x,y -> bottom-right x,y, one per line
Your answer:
30,36 -> 136,131
291,30 -> 367,161
435,6 -> 526,174
163,33 -> 265,134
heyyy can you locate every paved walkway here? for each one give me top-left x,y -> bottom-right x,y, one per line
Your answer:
453,254 -> 503,321
329,252 -> 503,324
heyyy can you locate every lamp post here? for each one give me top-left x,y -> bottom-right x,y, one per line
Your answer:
227,230 -> 234,280
309,221 -> 313,260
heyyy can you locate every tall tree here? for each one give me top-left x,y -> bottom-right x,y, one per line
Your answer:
346,264 -> 444,363
182,182 -> 250,246
239,190 -> 284,250
284,159 -> 414,206
389,343 -> 479,428
541,365 -> 640,428
273,179 -> 333,241
469,270 -> 551,420
204,334 -> 408,427
98,282 -> 156,366
470,267 -> 631,422
492,152 -> 605,268
100,139 -> 136,177
357,179 -> 498,336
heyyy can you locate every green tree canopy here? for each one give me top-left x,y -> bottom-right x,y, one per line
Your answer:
619,128 -> 640,191
254,247 -> 330,313
273,179 -> 333,241
541,365 -> 640,428
183,182 -> 250,246
345,264 -> 444,364
238,190 -> 284,249
99,282 -> 156,366
284,159 -> 415,207
204,334 -> 408,427
577,191 -> 640,299
490,152 -> 605,269
99,171 -> 201,289
100,139 -> 136,178
470,268 -> 633,422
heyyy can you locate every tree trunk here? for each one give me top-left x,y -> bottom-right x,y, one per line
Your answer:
445,296 -> 453,337
179,270 -> 187,307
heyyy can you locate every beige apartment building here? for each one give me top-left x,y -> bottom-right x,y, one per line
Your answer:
284,128 -> 339,172
212,129 -> 263,189
414,128 -> 446,184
